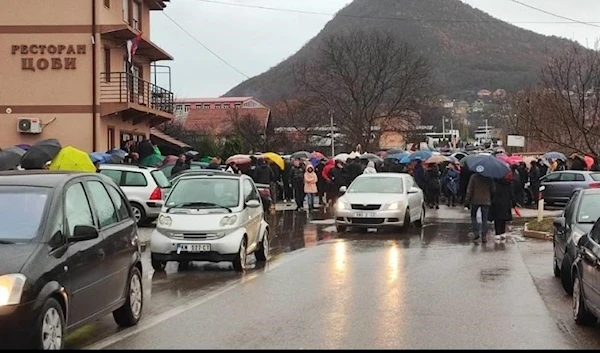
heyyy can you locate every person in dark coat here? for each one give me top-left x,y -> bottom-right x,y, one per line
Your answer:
571,155 -> 587,171
171,154 -> 188,176
443,163 -> 460,207
328,160 -> 347,205
253,158 -> 275,185
529,160 -> 542,204
458,165 -> 473,206
344,158 -> 363,185
413,160 -> 426,190
290,158 -> 306,211
281,159 -> 293,202
489,171 -> 516,239
425,163 -> 441,209
591,155 -> 600,172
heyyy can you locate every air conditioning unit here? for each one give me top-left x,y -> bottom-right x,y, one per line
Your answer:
17,117 -> 43,134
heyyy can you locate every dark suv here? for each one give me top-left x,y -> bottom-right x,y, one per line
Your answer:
0,171 -> 143,349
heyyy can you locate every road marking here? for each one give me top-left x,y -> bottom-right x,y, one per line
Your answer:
85,249 -> 309,350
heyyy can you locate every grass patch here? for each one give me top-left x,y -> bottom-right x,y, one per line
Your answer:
526,218 -> 554,233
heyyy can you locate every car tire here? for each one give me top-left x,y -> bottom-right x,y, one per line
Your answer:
561,257 -> 573,294
151,254 -> 166,271
35,297 -> 65,350
130,203 -> 146,226
573,273 -> 597,326
400,209 -> 411,232
113,266 -> 143,327
232,237 -> 247,272
255,230 -> 269,262
336,225 -> 347,233
553,251 -> 560,278
414,205 -> 425,228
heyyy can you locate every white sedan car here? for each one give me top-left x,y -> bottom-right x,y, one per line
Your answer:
334,173 -> 425,232
151,173 -> 269,272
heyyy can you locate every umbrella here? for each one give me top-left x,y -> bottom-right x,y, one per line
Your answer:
522,156 -> 537,168
263,152 -> 285,170
507,155 -> 524,165
495,154 -> 511,164
348,151 -> 361,159
359,153 -> 383,164
387,148 -> 405,155
585,156 -> 594,169
405,150 -> 433,163
0,147 -> 26,171
309,157 -> 320,167
388,152 -> 410,162
140,154 -> 165,167
89,152 -> 112,164
107,148 -> 128,159
290,151 -> 311,160
334,153 -> 349,163
15,144 -> 31,151
226,154 -> 252,165
162,155 -> 179,165
376,151 -> 387,158
20,138 -> 62,169
311,151 -> 325,160
49,146 -> 96,172
447,156 -> 460,164
544,152 -> 566,161
465,155 -> 510,179
425,155 -> 450,164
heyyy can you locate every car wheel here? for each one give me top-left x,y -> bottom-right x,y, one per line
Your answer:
35,298 -> 65,350
400,209 -> 411,232
573,274 -> 597,325
561,257 -> 573,294
151,254 -> 166,271
255,230 -> 269,262
336,225 -> 347,233
415,205 -> 425,228
553,251 -> 560,277
131,203 -> 146,226
232,237 -> 247,272
113,266 -> 143,327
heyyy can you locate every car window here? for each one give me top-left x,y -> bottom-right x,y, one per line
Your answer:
574,174 -> 585,182
577,194 -> 600,224
591,174 -> 600,181
87,181 -> 119,228
106,184 -> 130,221
590,220 -> 600,243
100,169 -> 122,184
0,186 -> 50,242
244,179 -> 260,202
123,171 -> 147,186
166,178 -> 240,209
65,183 -> 95,236
543,173 -> 560,182
151,170 -> 171,188
564,191 -> 579,220
560,173 -> 577,182
348,177 -> 404,193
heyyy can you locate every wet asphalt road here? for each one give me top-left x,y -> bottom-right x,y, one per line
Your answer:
64,206 -> 599,349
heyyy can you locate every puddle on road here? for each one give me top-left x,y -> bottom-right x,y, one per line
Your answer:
480,267 -> 511,282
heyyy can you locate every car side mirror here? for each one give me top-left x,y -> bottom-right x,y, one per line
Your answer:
578,233 -> 590,248
553,217 -> 566,228
339,186 -> 347,194
246,199 -> 261,208
69,225 -> 99,243
408,187 -> 420,194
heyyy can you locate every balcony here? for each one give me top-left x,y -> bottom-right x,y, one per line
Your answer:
100,72 -> 174,126
100,26 -> 173,62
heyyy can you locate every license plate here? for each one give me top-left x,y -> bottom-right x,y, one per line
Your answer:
177,244 -> 211,253
354,212 -> 375,218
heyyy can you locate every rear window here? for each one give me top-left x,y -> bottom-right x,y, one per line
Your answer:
151,170 -> 171,188
123,171 -> 147,186
591,174 -> 600,181
0,186 -> 50,242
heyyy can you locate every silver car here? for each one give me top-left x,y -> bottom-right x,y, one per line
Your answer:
539,171 -> 600,205
334,173 -> 425,232
98,164 -> 171,225
151,173 -> 269,272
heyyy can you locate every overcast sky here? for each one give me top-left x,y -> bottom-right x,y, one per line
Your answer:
150,0 -> 600,98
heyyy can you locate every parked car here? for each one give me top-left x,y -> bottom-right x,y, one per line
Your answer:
151,173 -> 270,272
98,164 -> 171,226
333,173 -> 425,232
571,221 -> 600,326
526,171 -> 600,206
0,170 -> 143,349
553,189 -> 600,294
159,161 -> 208,180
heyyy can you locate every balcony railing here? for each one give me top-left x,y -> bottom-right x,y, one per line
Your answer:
100,72 -> 174,115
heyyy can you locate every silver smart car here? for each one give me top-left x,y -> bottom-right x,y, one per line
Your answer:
150,172 -> 269,272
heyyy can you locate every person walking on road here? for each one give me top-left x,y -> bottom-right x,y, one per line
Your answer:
321,159 -> 336,208
444,163 -> 460,207
425,163 -> 441,209
465,173 -> 495,243
529,160 -> 541,205
489,171 -> 516,240
290,158 -> 306,211
304,165 -> 318,212
328,160 -> 347,206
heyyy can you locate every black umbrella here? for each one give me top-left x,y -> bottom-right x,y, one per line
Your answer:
20,139 -> 62,169
0,147 -> 26,171
290,151 -> 311,160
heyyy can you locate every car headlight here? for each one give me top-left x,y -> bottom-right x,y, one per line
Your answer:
158,215 -> 172,227
0,274 -> 26,306
220,215 -> 238,227
383,201 -> 402,210
572,231 -> 584,245
335,200 -> 350,210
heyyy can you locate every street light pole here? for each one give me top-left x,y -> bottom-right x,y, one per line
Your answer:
450,117 -> 454,148
330,110 -> 335,157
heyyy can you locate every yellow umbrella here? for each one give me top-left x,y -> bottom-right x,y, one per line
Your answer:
263,152 -> 285,170
49,146 -> 96,173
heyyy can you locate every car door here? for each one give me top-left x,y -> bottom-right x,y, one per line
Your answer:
86,179 -> 136,308
405,177 -> 421,220
556,172 -> 579,202
556,192 -> 578,265
63,180 -> 108,325
243,178 -> 262,248
541,172 -> 561,202
581,222 -> 600,311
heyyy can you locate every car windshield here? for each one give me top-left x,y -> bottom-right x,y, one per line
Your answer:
151,170 -> 171,188
348,177 -> 403,194
577,194 -> 600,223
166,178 -> 240,209
0,186 -> 50,242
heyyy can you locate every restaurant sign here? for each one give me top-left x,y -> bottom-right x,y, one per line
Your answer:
11,44 -> 87,71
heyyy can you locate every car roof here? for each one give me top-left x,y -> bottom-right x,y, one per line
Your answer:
177,172 -> 246,181
0,170 -> 92,188
356,173 -> 409,178
99,164 -> 157,172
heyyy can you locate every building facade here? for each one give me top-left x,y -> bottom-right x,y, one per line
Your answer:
0,0 -> 174,152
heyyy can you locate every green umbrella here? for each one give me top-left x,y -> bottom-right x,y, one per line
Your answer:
153,146 -> 162,156
140,154 -> 164,167
200,155 -> 213,163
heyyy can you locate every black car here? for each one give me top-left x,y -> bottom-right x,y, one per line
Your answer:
553,189 -> 600,294
572,222 -> 600,326
0,171 -> 143,349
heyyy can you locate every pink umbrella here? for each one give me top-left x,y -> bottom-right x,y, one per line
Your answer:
585,156 -> 594,169
496,154 -> 511,164
507,155 -> 523,165
377,150 -> 387,158
311,151 -> 325,159
226,154 -> 251,165
162,155 -> 179,165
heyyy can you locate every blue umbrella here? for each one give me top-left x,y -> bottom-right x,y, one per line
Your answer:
402,150 -> 433,164
107,149 -> 128,159
309,156 -> 319,167
388,152 -> 410,162
89,152 -> 113,164
543,152 -> 566,161
465,155 -> 510,179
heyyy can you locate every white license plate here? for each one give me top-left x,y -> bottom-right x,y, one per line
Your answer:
177,244 -> 211,253
354,212 -> 375,218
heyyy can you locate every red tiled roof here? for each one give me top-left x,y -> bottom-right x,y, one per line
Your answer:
175,97 -> 253,104
150,128 -> 190,148
183,108 -> 271,135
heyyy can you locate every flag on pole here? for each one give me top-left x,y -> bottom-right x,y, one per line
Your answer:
126,33 -> 142,73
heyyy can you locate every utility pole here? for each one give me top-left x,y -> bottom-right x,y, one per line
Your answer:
450,117 -> 454,148
330,110 -> 335,157
485,118 -> 489,143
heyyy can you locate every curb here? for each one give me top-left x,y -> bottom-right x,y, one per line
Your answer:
523,222 -> 552,240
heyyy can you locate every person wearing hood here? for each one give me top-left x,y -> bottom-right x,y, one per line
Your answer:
363,161 -> 377,174
322,159 -> 336,208
304,165 -> 318,211
489,171 -> 516,240
171,154 -> 188,176
252,158 -> 275,185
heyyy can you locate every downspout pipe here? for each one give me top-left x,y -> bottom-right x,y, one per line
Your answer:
92,0 -> 98,151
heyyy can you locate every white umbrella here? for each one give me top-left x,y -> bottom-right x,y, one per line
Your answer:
348,151 -> 361,159
334,153 -> 349,162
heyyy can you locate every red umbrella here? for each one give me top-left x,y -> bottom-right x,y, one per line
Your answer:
162,155 -> 179,165
507,155 -> 523,165
585,156 -> 594,169
496,154 -> 511,164
311,151 -> 325,159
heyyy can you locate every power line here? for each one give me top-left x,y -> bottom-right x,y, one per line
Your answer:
191,0 -> 600,25
161,11 -> 251,79
510,0 -> 600,28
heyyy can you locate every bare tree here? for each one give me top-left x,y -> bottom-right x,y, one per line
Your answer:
295,30 -> 432,151
271,98 -> 327,149
506,44 -> 600,155
226,110 -> 267,153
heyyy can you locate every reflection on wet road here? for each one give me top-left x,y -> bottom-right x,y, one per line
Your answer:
68,207 -> 581,349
